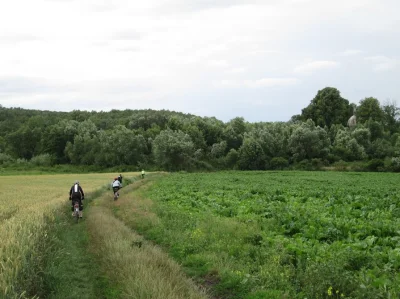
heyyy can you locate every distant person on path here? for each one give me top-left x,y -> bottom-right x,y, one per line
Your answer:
69,180 -> 84,218
141,169 -> 145,179
118,174 -> 123,184
112,177 -> 122,197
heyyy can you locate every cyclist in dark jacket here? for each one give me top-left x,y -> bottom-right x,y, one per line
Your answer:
69,181 -> 84,218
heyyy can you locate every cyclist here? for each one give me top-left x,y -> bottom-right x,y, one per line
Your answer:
118,174 -> 123,184
112,177 -> 122,198
141,169 -> 145,179
69,180 -> 84,218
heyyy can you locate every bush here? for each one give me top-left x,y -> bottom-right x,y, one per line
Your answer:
0,153 -> 14,165
30,154 -> 55,167
270,157 -> 289,170
366,159 -> 384,172
390,157 -> 400,172
294,160 -> 313,171
311,158 -> 324,170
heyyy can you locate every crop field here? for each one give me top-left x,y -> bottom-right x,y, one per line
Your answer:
0,172 -> 136,298
1,171 -> 399,298
135,171 -> 400,298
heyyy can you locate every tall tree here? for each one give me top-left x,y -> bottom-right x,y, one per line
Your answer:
356,97 -> 384,124
288,119 -> 330,161
381,100 -> 400,134
153,129 -> 195,171
238,137 -> 265,170
301,87 -> 351,127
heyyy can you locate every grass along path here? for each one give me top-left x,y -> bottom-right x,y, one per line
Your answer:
42,191 -> 119,299
87,176 -> 208,299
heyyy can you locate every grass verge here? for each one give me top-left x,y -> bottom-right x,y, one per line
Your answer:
87,175 -> 208,299
40,186 -> 120,299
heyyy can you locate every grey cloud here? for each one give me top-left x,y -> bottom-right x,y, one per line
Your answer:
0,77 -> 71,94
0,77 -> 152,97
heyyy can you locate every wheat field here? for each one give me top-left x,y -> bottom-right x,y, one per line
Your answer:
0,172 -> 137,298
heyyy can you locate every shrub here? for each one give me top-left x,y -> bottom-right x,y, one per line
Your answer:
366,159 -> 384,172
270,157 -> 289,170
390,157 -> 400,172
0,153 -> 14,165
30,154 -> 55,167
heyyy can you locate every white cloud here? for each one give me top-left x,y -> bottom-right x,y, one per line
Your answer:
207,60 -> 230,68
226,67 -> 246,74
338,49 -> 363,56
214,78 -> 300,88
244,78 -> 300,88
365,55 -> 399,72
294,61 -> 339,74
0,0 -> 399,122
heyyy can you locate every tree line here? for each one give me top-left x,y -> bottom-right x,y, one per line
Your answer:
1,87 -> 400,171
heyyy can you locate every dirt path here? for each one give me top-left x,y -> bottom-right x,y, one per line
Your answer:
44,175 -> 208,299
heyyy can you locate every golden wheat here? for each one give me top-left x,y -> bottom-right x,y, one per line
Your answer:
0,172 -> 137,298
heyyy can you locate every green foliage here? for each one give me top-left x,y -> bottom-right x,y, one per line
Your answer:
288,119 -> 330,161
0,153 -> 14,165
238,138 -> 265,170
153,129 -> 195,171
382,101 -> 400,133
333,129 -> 366,161
225,149 -> 239,169
356,97 -> 384,123
366,159 -> 385,171
1,91 -> 400,171
390,157 -> 400,172
30,153 -> 55,167
269,157 -> 289,170
142,172 -> 400,298
301,87 -> 351,127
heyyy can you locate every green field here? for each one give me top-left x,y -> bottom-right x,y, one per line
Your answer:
128,171 -> 400,298
1,171 -> 399,298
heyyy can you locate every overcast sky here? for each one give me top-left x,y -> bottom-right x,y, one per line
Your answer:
0,0 -> 399,122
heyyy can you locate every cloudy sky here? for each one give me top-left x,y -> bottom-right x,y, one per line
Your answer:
0,0 -> 399,122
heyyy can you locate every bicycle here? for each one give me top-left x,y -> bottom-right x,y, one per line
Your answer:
113,187 -> 121,201
72,200 -> 80,222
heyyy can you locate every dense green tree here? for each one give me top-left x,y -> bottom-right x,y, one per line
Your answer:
193,117 -> 224,147
368,138 -> 393,159
288,120 -> 330,161
65,131 -> 100,165
366,120 -> 384,141
210,141 -> 227,158
382,101 -> 400,134
153,129 -> 195,171
333,129 -> 366,161
225,149 -> 239,169
223,117 -> 248,150
301,87 -> 351,127
41,120 -> 79,163
246,122 -> 291,158
6,125 -> 41,159
95,126 -> 147,167
356,97 -> 384,124
351,127 -> 371,151
238,138 -> 265,170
